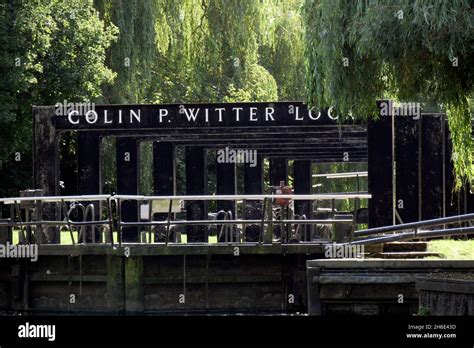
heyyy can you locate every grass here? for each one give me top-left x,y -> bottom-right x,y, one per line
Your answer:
12,230 -> 218,245
427,239 -> 474,259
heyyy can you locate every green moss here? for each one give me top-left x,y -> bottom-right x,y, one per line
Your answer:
417,306 -> 430,316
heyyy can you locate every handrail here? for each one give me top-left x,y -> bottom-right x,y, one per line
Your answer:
115,194 -> 372,200
0,193 -> 371,204
349,225 -> 474,245
0,195 -> 111,203
0,193 -> 368,246
119,219 -> 353,226
354,212 -> 474,236
312,171 -> 368,179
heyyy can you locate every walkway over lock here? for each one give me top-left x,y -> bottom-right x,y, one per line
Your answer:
32,102 -> 368,244
28,101 -> 474,243
0,193 -> 370,246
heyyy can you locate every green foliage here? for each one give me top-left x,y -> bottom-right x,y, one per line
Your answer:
0,0 -> 116,197
0,1 -> 41,195
223,64 -> 278,102
148,0 -> 302,103
205,0 -> 261,73
38,1 -> 117,103
446,100 -> 474,190
259,0 -> 306,101
151,0 -> 206,102
304,0 -> 474,189
94,0 -> 155,103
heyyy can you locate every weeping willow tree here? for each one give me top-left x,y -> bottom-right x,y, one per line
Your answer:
151,0 -> 280,103
150,0 -> 206,103
259,0 -> 306,101
201,0 -> 277,102
304,0 -> 474,191
94,0 -> 156,103
95,0 -> 305,103
93,0 -> 308,193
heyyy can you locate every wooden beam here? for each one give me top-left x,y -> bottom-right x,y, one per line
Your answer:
33,106 -> 60,244
185,147 -> 207,242
117,138 -> 140,242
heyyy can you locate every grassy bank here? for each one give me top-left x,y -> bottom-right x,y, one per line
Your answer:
427,240 -> 474,259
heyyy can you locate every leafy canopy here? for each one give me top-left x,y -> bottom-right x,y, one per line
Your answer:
304,0 -> 474,190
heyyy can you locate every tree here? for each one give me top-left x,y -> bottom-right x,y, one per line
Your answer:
150,0 -> 282,103
94,0 -> 155,103
150,0 -> 206,103
304,0 -> 474,190
259,0 -> 306,101
0,0 -> 116,197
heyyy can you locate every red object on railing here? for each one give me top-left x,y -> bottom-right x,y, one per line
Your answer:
275,181 -> 293,206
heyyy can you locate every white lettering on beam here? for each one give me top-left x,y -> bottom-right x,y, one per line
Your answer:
159,109 -> 168,123
130,110 -> 141,123
68,110 -> 80,124
249,107 -> 258,121
104,110 -> 112,124
232,107 -> 243,122
294,107 -> 304,120
265,107 -> 275,121
183,108 -> 200,121
85,110 -> 98,124
308,109 -> 321,120
62,105 -> 339,126
216,108 -> 225,122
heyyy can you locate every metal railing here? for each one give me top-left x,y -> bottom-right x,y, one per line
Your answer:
348,212 -> 474,245
4,193 -> 471,247
0,193 -> 370,246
